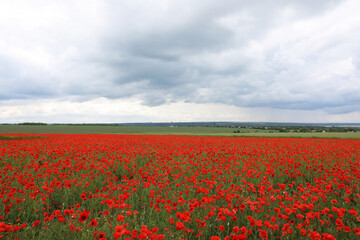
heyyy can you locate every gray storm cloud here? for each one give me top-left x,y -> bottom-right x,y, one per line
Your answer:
0,0 -> 359,114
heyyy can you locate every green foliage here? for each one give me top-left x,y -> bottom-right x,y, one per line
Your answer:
0,135 -> 42,140
18,122 -> 48,125
1,125 -> 359,138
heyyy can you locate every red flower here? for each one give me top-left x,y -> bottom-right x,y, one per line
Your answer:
285,208 -> 292,215
32,220 -> 40,227
80,194 -> 87,200
113,225 -> 126,238
348,209 -> 358,216
131,229 -> 138,238
157,234 -> 165,240
250,219 -> 255,227
256,220 -> 263,227
117,215 -> 125,222
322,233 -> 336,240
176,222 -> 185,230
138,233 -> 147,239
93,231 -> 106,240
78,210 -> 90,223
90,219 -> 98,227
57,215 -> 65,223
259,229 -> 268,240
335,218 -> 344,227
309,231 -> 321,240
233,234 -> 247,240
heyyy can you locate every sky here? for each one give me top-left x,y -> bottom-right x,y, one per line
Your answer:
1,0 -> 360,123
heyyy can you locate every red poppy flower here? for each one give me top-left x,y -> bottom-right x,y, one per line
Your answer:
78,210 -> 90,223
117,215 -> 125,222
309,231 -> 321,240
233,234 -> 247,240
90,219 -> 98,227
259,229 -> 268,240
176,222 -> 185,230
32,220 -> 40,227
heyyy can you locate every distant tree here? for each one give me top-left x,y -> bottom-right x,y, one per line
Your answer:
18,122 -> 47,125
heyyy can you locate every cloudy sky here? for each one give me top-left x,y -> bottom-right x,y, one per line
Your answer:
1,0 -> 360,123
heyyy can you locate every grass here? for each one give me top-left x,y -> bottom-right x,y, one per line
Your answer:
0,135 -> 43,140
221,131 -> 360,139
0,125 -> 359,139
0,125 -> 260,135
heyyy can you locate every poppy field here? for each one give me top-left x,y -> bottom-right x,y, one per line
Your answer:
0,134 -> 359,240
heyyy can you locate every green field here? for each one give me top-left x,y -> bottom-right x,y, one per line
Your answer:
1,125 -> 360,138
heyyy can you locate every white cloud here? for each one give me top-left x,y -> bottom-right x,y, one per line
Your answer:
1,98 -> 359,123
0,0 -> 359,122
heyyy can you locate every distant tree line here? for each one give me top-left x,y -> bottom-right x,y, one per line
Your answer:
249,126 -> 360,133
18,122 -> 48,125
52,123 -> 121,126
0,123 -> 122,126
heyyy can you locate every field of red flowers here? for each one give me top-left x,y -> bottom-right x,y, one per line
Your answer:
0,134 -> 359,240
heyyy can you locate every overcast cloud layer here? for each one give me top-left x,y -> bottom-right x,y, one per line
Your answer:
1,0 -> 360,123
